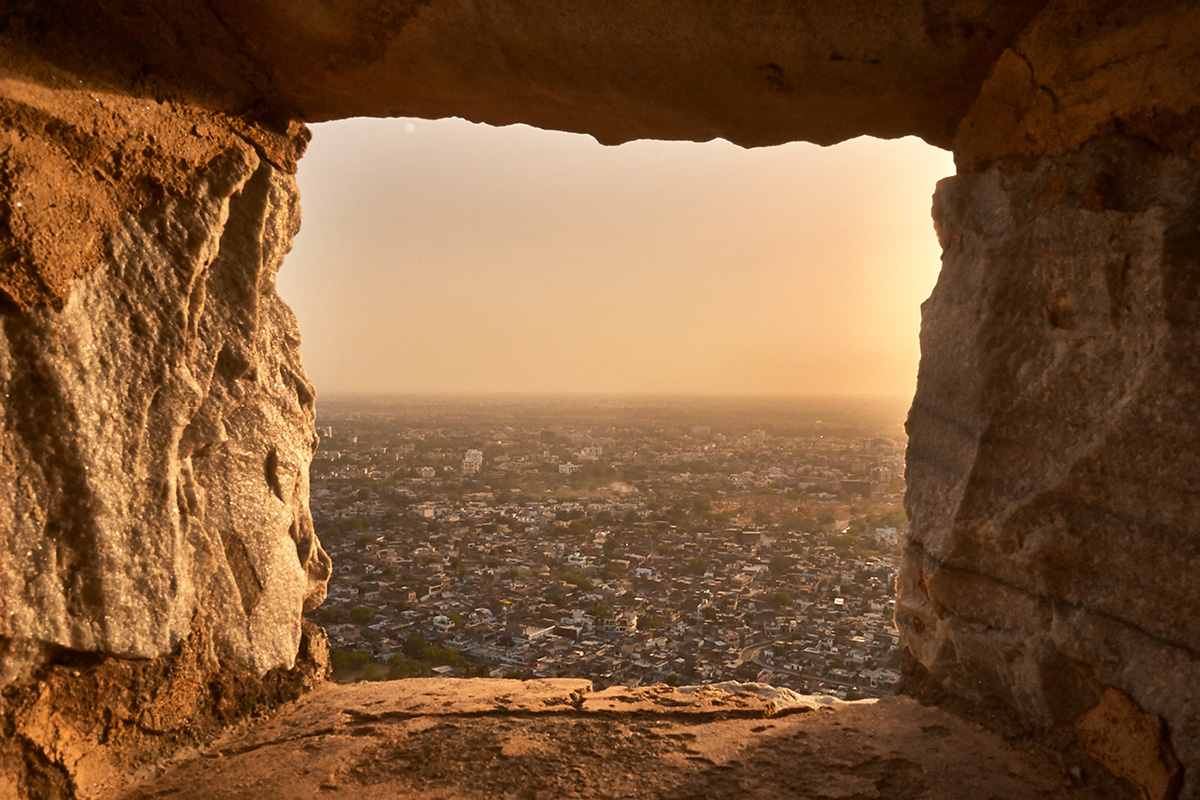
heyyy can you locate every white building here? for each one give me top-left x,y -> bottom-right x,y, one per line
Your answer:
462,449 -> 484,475
576,445 -> 603,462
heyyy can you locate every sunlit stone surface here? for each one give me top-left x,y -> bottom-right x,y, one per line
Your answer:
120,679 -> 1126,800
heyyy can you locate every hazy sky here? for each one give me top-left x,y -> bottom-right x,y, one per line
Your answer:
278,118 -> 953,399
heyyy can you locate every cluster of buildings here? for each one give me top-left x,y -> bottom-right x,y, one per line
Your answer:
308,399 -> 907,698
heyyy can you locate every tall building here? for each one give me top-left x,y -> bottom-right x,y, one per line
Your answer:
462,449 -> 484,475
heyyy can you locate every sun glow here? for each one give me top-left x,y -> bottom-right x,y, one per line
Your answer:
279,118 -> 954,399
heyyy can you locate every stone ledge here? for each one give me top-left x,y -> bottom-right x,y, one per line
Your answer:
119,679 -> 1133,799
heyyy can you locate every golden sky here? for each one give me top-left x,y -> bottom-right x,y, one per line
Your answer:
278,118 -> 953,399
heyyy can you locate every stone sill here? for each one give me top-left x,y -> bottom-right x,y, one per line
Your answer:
119,678 -> 1128,799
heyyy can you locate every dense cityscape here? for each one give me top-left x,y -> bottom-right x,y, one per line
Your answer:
307,396 -> 910,700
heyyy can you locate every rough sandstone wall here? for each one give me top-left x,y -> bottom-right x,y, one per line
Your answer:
901,138 -> 1196,797
0,52 -> 330,799
898,4 -> 1200,798
5,0 -> 1047,149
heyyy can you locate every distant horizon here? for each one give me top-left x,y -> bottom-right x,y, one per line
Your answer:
312,389 -> 916,401
312,390 -> 916,414
311,391 -> 914,435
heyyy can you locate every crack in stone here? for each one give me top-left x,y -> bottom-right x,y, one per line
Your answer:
1011,45 -> 1061,111
905,539 -> 1200,661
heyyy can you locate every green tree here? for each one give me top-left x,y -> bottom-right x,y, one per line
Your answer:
386,655 -> 424,679
358,662 -> 385,682
563,572 -> 594,590
314,607 -> 341,624
329,648 -> 373,673
402,633 -> 428,660
421,646 -> 462,667
348,606 -> 374,624
701,607 -> 718,622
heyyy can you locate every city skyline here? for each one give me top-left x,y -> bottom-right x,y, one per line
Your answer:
279,118 -> 954,398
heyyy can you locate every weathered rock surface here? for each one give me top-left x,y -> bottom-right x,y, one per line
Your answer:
1076,688 -> 1183,800
0,39 -> 331,800
0,75 -> 328,684
0,39 -> 308,312
954,1 -> 1200,169
1,0 -> 1199,798
119,678 -> 1131,800
5,0 -> 1047,149
900,136 -> 1199,798
0,620 -> 328,800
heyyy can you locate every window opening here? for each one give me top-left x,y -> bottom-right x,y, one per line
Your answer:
280,118 -> 952,693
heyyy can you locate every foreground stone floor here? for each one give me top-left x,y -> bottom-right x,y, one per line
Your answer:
120,679 -> 1130,800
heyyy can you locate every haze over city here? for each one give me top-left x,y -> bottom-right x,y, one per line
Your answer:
279,118 -> 954,399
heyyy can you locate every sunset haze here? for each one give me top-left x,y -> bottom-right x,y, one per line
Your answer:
279,118 -> 954,398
